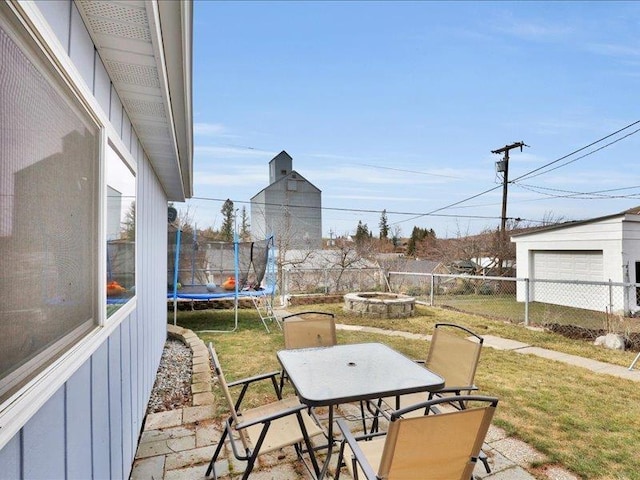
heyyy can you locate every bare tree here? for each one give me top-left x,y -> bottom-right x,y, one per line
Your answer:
329,237 -> 367,292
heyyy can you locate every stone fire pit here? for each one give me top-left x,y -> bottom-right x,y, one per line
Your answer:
343,292 -> 415,319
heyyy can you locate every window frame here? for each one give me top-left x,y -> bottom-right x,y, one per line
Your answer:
0,1 -> 137,449
105,139 -> 137,318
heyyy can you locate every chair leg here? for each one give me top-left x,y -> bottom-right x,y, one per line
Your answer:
295,413 -> 321,477
479,450 -> 491,473
205,425 -> 229,478
334,440 -> 347,480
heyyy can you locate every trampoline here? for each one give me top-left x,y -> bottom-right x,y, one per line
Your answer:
168,227 -> 278,332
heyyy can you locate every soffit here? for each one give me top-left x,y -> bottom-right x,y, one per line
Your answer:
75,0 -> 192,201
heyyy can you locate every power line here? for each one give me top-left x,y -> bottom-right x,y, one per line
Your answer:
190,196 -> 508,221
515,183 -> 640,200
392,120 -> 640,226
511,120 -> 640,183
352,163 -> 461,179
190,120 -> 640,231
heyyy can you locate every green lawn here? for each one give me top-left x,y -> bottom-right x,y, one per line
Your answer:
172,304 -> 640,479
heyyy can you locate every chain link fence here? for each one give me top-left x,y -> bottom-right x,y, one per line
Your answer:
282,266 -> 384,297
280,266 -> 640,338
387,271 -> 640,337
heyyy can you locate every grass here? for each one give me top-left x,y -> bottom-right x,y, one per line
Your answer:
172,304 -> 640,480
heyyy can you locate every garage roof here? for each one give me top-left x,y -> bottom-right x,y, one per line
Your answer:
511,205 -> 640,239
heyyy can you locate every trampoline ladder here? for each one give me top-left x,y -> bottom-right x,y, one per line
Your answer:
251,293 -> 280,332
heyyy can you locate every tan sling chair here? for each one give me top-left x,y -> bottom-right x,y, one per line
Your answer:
336,395 -> 498,480
206,342 -> 323,479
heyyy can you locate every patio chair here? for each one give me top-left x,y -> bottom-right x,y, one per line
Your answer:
371,323 -> 490,471
335,395 -> 498,480
278,311 -> 337,394
379,322 -> 484,413
205,342 -> 323,480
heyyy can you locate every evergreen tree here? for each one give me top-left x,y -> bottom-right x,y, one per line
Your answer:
406,226 -> 436,257
354,220 -> 370,244
379,209 -> 389,240
239,206 -> 251,241
220,199 -> 235,241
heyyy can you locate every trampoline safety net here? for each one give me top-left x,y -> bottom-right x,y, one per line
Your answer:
167,227 -> 276,299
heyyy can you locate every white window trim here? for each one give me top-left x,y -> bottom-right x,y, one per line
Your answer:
0,2 -> 139,449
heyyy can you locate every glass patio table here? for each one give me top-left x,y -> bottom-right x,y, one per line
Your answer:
277,342 -> 445,478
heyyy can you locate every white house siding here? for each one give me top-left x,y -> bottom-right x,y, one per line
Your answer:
0,3 -> 170,480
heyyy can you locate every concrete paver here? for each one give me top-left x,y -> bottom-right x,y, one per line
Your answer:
131,321 -> 640,480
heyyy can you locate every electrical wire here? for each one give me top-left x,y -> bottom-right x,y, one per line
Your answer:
191,196 -> 505,220
191,120 -> 640,230
511,121 -> 640,183
515,183 -> 640,200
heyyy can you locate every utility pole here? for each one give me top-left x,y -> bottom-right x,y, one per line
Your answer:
491,141 -> 528,274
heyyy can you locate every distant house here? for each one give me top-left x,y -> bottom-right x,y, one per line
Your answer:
511,207 -> 640,314
0,1 -> 192,478
251,151 -> 322,249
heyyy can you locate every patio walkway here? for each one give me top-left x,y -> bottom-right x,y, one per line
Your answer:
130,318 -> 640,480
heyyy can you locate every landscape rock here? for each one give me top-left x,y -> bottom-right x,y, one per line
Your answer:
594,333 -> 625,351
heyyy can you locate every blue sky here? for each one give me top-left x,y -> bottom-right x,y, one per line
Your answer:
188,1 -> 640,239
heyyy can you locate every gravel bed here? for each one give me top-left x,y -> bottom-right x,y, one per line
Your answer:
147,338 -> 193,413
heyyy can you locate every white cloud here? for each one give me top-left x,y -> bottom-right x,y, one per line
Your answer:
494,16 -> 572,41
586,43 -> 640,58
192,171 -> 266,187
195,145 -> 276,159
193,122 -> 227,136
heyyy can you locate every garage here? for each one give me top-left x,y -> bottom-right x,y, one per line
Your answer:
512,207 -> 640,315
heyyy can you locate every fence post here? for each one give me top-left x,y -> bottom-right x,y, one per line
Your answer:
430,274 -> 435,306
282,268 -> 288,307
524,278 -> 529,326
609,279 -> 613,314
324,268 -> 328,294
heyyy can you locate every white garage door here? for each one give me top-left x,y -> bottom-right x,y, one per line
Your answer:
531,250 -> 605,312
532,250 -> 603,281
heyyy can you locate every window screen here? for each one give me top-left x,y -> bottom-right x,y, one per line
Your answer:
0,18 -> 99,403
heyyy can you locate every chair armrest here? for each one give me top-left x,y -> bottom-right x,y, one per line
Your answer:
336,418 -> 379,480
227,370 -> 281,389
235,402 -> 309,430
434,385 -> 478,395
227,370 -> 283,405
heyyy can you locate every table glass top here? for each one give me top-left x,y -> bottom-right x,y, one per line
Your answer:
277,342 -> 444,406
